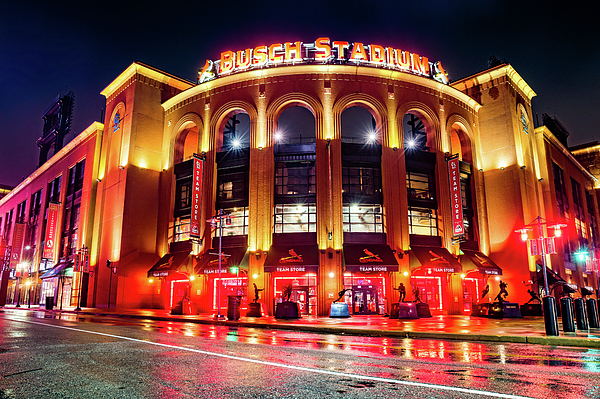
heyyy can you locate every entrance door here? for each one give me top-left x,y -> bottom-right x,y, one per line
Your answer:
352,288 -> 378,314
171,280 -> 189,309
291,288 -> 309,315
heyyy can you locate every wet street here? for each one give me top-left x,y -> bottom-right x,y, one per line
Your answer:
1,309 -> 599,398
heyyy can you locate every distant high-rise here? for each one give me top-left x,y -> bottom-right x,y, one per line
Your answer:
37,91 -> 74,166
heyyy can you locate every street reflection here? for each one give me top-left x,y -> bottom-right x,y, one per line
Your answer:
10,309 -> 600,374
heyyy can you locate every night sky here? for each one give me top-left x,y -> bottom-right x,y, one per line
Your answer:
1,1 -> 597,187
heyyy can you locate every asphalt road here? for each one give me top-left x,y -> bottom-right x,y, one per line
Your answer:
1,309 -> 599,398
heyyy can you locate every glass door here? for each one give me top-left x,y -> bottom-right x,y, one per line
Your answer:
291,288 -> 309,315
352,288 -> 378,314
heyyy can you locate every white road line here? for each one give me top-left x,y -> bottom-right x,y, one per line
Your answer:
8,317 -> 533,399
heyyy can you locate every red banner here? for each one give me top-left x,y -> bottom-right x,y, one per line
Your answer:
448,158 -> 464,236
190,155 -> 203,238
74,253 -> 90,273
0,238 -> 6,262
9,223 -> 25,269
15,262 -> 29,278
43,203 -> 60,259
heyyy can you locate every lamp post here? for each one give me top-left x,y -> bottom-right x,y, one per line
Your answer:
15,272 -> 21,308
106,260 -> 117,309
15,262 -> 28,307
516,216 -> 566,336
75,245 -> 89,311
26,279 -> 32,308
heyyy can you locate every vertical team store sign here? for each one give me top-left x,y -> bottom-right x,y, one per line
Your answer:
447,158 -> 465,237
190,155 -> 203,239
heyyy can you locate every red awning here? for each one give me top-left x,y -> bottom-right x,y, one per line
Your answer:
343,244 -> 399,272
410,246 -> 462,273
147,252 -> 190,278
460,250 -> 502,275
264,245 -> 319,273
195,247 -> 248,275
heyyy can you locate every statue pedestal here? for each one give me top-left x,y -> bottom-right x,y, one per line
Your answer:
471,303 -> 491,317
246,303 -> 262,317
329,303 -> 350,318
275,301 -> 300,319
397,302 -> 419,319
416,302 -> 432,318
489,302 -> 522,319
520,303 -> 542,316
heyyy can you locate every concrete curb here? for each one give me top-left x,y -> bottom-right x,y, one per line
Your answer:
5,307 -> 600,349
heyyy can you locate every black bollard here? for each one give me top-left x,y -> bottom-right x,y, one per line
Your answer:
574,297 -> 589,330
586,298 -> 599,329
543,296 -> 559,336
560,297 -> 576,333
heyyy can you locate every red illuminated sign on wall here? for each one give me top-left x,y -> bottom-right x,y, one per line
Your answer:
198,38 -> 449,85
43,203 -> 59,259
9,223 -> 25,269
447,158 -> 464,237
190,155 -> 203,239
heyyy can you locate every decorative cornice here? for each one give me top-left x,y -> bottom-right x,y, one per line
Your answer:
162,64 -> 480,114
451,64 -> 536,102
101,62 -> 194,100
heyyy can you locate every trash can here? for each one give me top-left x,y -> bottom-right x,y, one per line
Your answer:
587,298 -> 600,329
574,297 -> 589,330
171,301 -> 183,315
45,297 -> 54,310
227,295 -> 242,320
560,297 -> 575,333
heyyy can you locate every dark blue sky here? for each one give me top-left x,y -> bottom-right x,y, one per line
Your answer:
1,1 -> 597,187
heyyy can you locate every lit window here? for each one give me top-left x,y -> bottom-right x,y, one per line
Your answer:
174,217 -> 191,242
342,204 -> 383,233
408,207 -> 438,236
274,204 -> 316,233
213,207 -> 249,237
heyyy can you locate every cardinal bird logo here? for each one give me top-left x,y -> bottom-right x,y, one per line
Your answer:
359,248 -> 383,263
428,250 -> 446,263
157,255 -> 174,269
198,60 -> 216,83
280,249 -> 303,263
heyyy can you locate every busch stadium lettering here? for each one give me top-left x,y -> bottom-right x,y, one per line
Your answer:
199,38 -> 448,85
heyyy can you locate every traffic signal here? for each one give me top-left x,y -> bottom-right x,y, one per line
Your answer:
230,266 -> 238,274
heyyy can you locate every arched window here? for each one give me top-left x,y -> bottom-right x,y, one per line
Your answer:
273,106 -> 316,234
341,106 -> 383,234
215,113 -> 251,237
404,112 -> 437,237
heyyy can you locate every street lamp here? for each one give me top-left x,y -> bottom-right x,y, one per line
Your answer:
515,216 -> 566,336
15,262 -> 29,308
106,260 -> 117,309
75,245 -> 89,311
25,279 -> 32,308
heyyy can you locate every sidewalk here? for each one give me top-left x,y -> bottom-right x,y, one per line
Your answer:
3,305 -> 600,349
